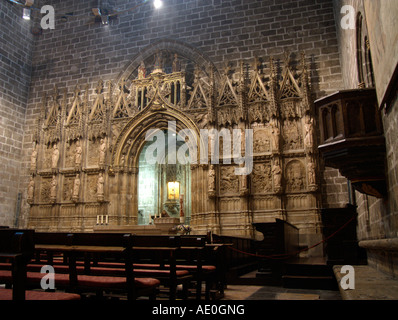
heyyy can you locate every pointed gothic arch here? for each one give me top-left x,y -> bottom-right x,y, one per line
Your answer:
116,38 -> 221,83
108,90 -> 209,227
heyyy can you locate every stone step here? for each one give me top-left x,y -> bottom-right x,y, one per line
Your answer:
282,275 -> 338,291
282,257 -> 338,290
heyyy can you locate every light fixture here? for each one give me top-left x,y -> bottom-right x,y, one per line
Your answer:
167,181 -> 180,200
22,7 -> 31,20
154,0 -> 163,9
101,15 -> 109,25
92,7 -> 109,25
22,0 -> 34,20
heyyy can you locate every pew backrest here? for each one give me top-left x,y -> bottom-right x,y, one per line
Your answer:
34,232 -> 74,246
0,229 -> 35,256
0,229 -> 35,300
131,235 -> 181,248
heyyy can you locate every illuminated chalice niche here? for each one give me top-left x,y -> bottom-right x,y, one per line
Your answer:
167,181 -> 180,200
138,132 -> 191,225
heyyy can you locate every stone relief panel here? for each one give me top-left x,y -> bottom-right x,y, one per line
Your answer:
285,160 -> 306,192
64,142 -> 76,168
62,176 -> 75,202
86,174 -> 98,202
39,177 -> 52,203
251,162 -> 272,194
253,129 -> 271,154
219,166 -> 239,195
282,119 -> 303,151
42,145 -> 54,169
87,139 -> 100,166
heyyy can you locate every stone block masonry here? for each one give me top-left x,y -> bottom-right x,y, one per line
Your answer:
0,1 -> 34,226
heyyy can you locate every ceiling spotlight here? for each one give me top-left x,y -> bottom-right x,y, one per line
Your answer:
22,7 -> 31,20
101,15 -> 109,25
154,0 -> 163,9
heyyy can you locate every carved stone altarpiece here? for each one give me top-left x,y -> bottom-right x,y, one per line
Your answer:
27,50 -> 321,254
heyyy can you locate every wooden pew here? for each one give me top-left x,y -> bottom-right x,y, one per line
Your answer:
0,229 -> 34,300
129,235 -> 192,300
176,236 -> 212,299
25,232 -> 227,300
0,229 -> 80,301
73,235 -> 192,300
33,232 -> 73,265
91,235 -> 225,300
33,233 -> 191,300
33,232 -> 160,300
180,235 -> 228,299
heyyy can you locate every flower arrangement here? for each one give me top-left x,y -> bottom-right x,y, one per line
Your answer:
174,224 -> 192,234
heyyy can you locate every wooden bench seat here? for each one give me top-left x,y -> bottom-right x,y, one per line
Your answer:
0,270 -> 70,287
0,288 -> 81,301
75,275 -> 160,290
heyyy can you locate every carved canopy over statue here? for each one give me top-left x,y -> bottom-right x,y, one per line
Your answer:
27,47 -> 321,250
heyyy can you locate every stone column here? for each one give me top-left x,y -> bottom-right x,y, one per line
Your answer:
130,167 -> 139,225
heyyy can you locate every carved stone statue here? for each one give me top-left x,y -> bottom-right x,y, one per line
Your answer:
240,173 -> 248,195
30,144 -> 37,171
50,175 -> 57,201
138,61 -> 146,79
307,159 -> 316,186
97,172 -> 104,201
208,165 -> 216,192
272,159 -> 282,191
153,50 -> 163,73
72,174 -> 80,201
172,54 -> 181,73
28,177 -> 35,202
99,138 -> 106,166
271,121 -> 280,152
51,143 -> 59,169
304,116 -> 314,150
75,139 -> 82,167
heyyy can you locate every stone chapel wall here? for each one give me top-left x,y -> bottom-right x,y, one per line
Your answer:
334,0 -> 398,276
2,0 -> 350,244
0,1 -> 34,226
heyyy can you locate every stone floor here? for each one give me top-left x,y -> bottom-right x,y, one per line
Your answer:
333,265 -> 398,300
222,285 -> 342,300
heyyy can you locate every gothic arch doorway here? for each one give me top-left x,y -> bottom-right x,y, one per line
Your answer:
109,97 -> 206,229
